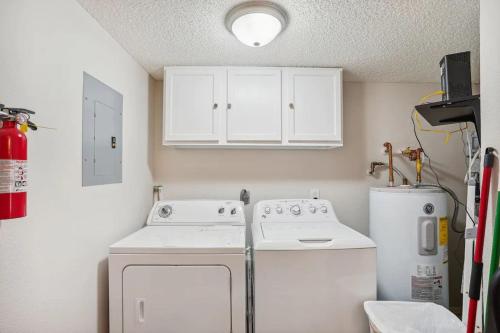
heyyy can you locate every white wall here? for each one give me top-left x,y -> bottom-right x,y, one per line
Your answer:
0,1 -> 153,332
480,0 -> 500,324
153,80 -> 471,308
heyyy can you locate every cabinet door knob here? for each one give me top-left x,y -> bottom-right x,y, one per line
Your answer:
213,103 -> 218,110
289,103 -> 294,109
227,103 -> 232,109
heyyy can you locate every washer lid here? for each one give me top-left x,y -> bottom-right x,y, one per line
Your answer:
110,225 -> 246,254
254,222 -> 375,250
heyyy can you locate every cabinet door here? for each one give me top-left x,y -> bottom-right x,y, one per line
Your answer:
227,68 -> 282,141
123,265 -> 231,333
284,68 -> 342,142
164,67 -> 225,142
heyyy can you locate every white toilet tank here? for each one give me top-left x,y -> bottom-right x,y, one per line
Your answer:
369,187 -> 449,307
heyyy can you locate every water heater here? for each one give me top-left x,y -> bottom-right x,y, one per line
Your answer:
369,187 -> 449,307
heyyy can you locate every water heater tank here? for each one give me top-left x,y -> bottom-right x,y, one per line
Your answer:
369,187 -> 449,307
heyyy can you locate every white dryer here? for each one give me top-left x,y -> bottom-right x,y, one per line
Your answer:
252,199 -> 377,333
109,200 -> 247,333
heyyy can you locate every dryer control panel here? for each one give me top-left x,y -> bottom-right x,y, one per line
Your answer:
254,199 -> 337,222
148,200 -> 245,226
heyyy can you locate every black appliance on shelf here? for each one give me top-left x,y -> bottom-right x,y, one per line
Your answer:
415,51 -> 481,143
440,51 -> 472,101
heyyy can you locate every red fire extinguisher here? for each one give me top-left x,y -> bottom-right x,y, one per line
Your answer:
0,104 -> 36,220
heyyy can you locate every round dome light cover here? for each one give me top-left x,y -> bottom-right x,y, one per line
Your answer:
225,1 -> 288,47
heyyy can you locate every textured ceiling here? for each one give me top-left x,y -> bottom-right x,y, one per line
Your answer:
76,0 -> 479,82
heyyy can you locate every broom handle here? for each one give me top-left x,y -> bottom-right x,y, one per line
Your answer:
467,149 -> 495,333
485,191 -> 500,332
488,194 -> 500,280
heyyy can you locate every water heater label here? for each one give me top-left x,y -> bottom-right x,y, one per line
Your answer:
411,264 -> 443,302
0,160 -> 28,193
439,217 -> 448,246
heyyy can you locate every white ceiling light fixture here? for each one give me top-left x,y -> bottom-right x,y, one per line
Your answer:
225,1 -> 288,48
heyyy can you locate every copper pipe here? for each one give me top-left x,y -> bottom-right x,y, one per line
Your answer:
368,161 -> 411,186
368,162 -> 385,175
415,148 -> 423,184
383,142 -> 394,186
402,147 -> 424,184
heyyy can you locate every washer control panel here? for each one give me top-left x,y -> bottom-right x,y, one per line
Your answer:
148,200 -> 245,225
255,199 -> 335,222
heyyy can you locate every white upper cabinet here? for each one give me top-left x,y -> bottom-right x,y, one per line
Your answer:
163,67 -> 226,142
227,69 -> 282,142
163,66 -> 342,148
284,68 -> 342,143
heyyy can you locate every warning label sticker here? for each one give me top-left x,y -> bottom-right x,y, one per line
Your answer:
439,217 -> 449,264
439,217 -> 448,246
0,159 -> 28,193
411,264 -> 443,302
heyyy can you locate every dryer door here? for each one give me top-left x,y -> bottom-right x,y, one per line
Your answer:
122,265 -> 231,333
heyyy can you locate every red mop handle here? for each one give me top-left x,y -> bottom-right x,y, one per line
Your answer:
467,149 -> 495,333
476,162 -> 493,261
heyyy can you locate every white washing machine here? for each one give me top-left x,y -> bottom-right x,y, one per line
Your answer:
109,200 -> 247,333
252,199 -> 377,333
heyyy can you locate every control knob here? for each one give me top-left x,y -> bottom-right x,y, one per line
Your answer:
309,206 -> 317,214
276,206 -> 283,214
290,204 -> 301,216
158,205 -> 172,218
320,206 -> 328,213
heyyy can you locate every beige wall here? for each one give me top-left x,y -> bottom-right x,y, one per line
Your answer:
0,1 -> 477,331
480,0 -> 500,316
0,0 -> 153,332
153,79 -> 471,308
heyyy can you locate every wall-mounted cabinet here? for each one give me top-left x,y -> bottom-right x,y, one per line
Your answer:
284,68 -> 342,143
164,67 -> 225,142
163,66 -> 342,148
227,68 -> 282,142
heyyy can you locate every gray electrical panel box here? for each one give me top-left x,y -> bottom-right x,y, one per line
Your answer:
82,72 -> 123,186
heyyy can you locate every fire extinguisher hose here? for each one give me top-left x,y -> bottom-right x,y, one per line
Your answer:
467,148 -> 495,333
